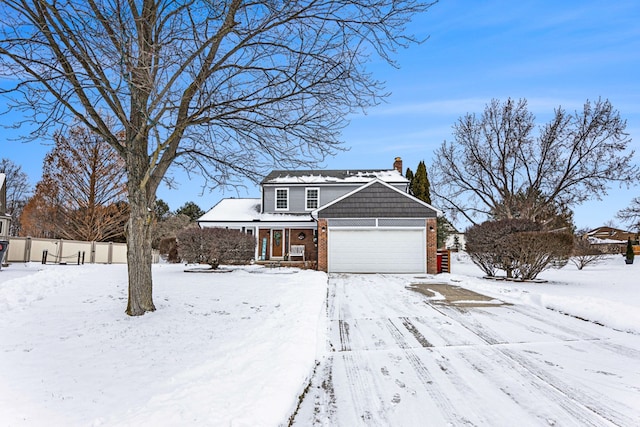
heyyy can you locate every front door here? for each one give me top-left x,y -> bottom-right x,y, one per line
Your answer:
271,229 -> 284,258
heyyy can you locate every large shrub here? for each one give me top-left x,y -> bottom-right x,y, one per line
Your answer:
177,227 -> 256,269
509,231 -> 573,279
466,218 -> 573,280
466,219 -> 540,278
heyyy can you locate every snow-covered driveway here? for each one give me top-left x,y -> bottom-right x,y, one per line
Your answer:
293,274 -> 640,426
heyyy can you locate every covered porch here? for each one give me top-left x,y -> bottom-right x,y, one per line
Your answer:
256,226 -> 318,264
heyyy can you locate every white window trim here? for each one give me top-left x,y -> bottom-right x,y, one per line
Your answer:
305,187 -> 320,211
275,187 -> 289,211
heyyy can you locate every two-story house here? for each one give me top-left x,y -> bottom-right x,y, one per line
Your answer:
197,158 -> 440,273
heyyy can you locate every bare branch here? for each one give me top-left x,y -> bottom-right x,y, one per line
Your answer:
431,97 -> 638,225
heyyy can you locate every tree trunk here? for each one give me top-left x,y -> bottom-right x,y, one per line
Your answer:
125,173 -> 156,316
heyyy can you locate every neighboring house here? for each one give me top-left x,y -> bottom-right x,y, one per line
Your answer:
0,173 -> 11,238
586,226 -> 639,254
444,229 -> 466,252
198,158 -> 441,273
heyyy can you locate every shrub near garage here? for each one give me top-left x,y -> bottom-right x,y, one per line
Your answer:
177,227 -> 256,269
466,218 -> 573,280
465,219 -> 540,278
510,231 -> 573,279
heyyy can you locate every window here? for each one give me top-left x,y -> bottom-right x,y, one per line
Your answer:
275,188 -> 289,211
305,188 -> 319,210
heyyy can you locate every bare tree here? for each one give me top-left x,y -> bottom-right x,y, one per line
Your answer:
432,98 -> 638,226
0,158 -> 31,235
617,197 -> 640,232
21,125 -> 129,241
0,1 -> 433,315
571,233 -> 607,270
20,180 -> 61,238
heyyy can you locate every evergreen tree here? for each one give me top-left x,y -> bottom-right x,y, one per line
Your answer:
154,199 -> 171,221
410,161 -> 431,204
176,201 -> 205,222
405,167 -> 414,183
626,238 -> 635,261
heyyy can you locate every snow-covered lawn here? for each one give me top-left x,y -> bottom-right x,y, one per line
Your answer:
0,263 -> 326,426
449,253 -> 640,334
0,254 -> 638,426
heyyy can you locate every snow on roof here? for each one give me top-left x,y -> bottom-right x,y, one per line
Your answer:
198,198 -> 261,222
262,169 -> 409,184
198,198 -> 312,223
588,237 -> 626,245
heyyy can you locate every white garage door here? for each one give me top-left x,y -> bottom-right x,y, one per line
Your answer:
328,228 -> 426,273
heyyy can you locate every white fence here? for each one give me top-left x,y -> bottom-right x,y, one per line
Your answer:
4,237 -> 158,264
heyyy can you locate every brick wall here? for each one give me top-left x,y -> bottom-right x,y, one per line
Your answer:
290,228 -> 317,261
426,217 -> 437,274
317,219 -> 328,272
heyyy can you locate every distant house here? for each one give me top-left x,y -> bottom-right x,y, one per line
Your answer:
0,173 -> 11,238
586,226 -> 639,254
444,224 -> 466,252
198,158 -> 441,274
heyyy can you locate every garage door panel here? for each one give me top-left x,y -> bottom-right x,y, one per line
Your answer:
328,228 -> 425,273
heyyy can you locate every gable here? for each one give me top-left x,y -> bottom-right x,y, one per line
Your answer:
316,181 -> 438,219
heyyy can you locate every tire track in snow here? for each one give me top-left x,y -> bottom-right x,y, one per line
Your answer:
338,352 -> 390,426
435,305 -> 636,426
337,320 -> 351,352
509,305 -> 640,359
384,318 -> 478,425
400,317 -> 433,348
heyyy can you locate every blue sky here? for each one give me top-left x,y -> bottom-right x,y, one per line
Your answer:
2,0 -> 639,230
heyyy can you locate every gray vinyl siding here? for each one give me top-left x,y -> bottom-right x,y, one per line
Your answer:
262,183 -> 408,214
317,182 -> 437,218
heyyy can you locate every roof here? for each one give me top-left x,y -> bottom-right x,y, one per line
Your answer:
261,169 -> 409,185
587,226 -> 636,243
197,198 -> 312,223
198,198 -> 261,222
314,179 -> 440,219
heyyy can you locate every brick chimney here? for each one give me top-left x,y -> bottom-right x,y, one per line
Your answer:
393,157 -> 403,174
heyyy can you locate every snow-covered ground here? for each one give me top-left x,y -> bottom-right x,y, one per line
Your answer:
293,256 -> 640,426
0,254 -> 638,426
449,253 -> 640,334
0,263 -> 326,426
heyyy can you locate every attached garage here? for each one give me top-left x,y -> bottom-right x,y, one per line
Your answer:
315,180 -> 440,274
328,226 -> 426,273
